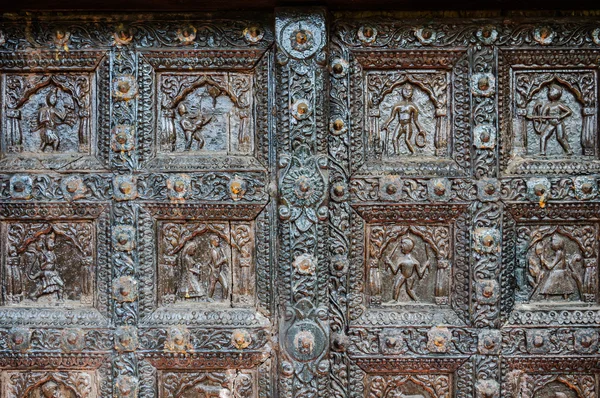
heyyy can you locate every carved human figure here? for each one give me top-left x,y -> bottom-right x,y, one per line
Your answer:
33,89 -> 74,152
207,236 -> 229,300
40,380 -> 63,398
532,234 -> 582,301
27,233 -> 64,301
178,242 -> 205,300
178,103 -> 212,151
385,237 -> 429,302
381,85 -> 426,155
528,84 -> 573,156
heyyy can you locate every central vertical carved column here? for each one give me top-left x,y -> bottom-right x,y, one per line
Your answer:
111,33 -> 140,398
275,8 -> 330,398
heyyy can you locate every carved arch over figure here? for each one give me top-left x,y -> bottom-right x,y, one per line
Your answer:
524,229 -> 584,300
13,77 -> 83,112
14,223 -> 89,257
165,223 -> 233,256
379,226 -> 441,259
372,75 -> 445,110
516,74 -> 588,109
366,70 -> 450,157
526,374 -> 595,398
525,227 -> 587,256
166,75 -> 241,110
158,73 -> 252,153
511,70 -> 599,158
3,73 -> 93,153
367,224 -> 451,306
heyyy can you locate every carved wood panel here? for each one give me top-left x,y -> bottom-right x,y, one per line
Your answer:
332,13 -> 600,398
0,9 -> 600,398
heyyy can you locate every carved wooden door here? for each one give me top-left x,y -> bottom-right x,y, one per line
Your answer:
1,9 -> 599,398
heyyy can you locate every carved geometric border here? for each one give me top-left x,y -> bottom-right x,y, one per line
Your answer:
137,49 -> 272,171
349,177 -> 478,203
0,203 -> 111,327
0,327 -> 113,356
348,325 -> 476,361
348,49 -> 471,177
0,51 -> 109,172
499,48 -> 600,176
501,327 -> 600,357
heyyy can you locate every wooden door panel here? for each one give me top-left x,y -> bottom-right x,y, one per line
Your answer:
0,10 -> 599,398
331,15 -> 600,398
0,15 -> 276,398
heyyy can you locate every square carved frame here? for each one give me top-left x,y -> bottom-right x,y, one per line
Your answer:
501,202 -> 600,327
137,48 -> 272,172
348,49 -> 471,177
138,202 -> 272,326
349,203 -> 471,328
137,358 -> 271,398
0,202 -> 111,327
348,356 -> 471,398
0,362 -> 112,398
499,48 -> 600,176
502,357 -> 599,398
0,51 -> 109,172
